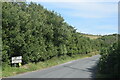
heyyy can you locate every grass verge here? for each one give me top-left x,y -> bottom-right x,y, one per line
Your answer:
2,51 -> 99,78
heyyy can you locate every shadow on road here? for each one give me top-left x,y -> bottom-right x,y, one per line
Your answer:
63,61 -> 99,79
85,62 -> 99,80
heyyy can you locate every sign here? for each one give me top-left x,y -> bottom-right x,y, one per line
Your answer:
12,56 -> 22,63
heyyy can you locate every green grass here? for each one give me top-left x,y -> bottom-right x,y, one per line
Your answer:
2,51 -> 99,78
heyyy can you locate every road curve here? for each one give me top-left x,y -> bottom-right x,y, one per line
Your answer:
9,55 -> 101,78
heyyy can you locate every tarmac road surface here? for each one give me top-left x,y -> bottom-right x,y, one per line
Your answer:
9,55 -> 101,78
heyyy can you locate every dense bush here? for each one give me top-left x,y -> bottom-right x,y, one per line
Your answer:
98,38 -> 120,78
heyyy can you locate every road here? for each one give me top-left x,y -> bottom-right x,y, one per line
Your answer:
9,55 -> 100,78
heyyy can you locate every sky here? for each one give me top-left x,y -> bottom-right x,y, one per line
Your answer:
27,0 -> 119,35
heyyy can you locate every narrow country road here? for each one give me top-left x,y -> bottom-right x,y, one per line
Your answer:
9,55 -> 100,78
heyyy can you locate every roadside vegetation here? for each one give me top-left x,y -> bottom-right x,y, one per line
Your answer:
97,35 -> 120,78
2,2 -> 118,78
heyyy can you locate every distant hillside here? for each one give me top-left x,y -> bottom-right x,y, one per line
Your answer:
98,34 -> 118,45
81,33 -> 101,39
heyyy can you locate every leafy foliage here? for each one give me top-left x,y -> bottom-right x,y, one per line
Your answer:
98,35 -> 120,78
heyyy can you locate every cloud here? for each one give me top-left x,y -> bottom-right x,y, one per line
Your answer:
43,2 -> 117,18
77,25 -> 118,35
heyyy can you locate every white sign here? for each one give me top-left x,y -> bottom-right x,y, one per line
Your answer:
12,56 -> 22,63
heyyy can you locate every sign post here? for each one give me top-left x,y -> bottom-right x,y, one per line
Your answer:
12,56 -> 22,67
